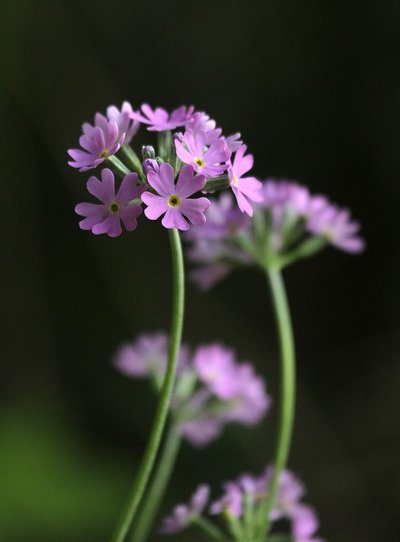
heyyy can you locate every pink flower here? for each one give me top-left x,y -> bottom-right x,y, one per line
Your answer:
141,163 -> 210,231
228,144 -> 262,216
68,113 -> 124,172
175,130 -> 231,178
130,103 -> 194,131
106,101 -> 139,144
75,169 -> 145,237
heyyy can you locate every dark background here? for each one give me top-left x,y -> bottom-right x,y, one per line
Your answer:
1,1 -> 399,541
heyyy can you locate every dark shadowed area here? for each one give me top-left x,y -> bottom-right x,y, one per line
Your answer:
1,1 -> 399,541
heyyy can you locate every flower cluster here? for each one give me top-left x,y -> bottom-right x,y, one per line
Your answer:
69,102 -> 263,236
162,465 -> 325,542
185,179 -> 365,289
113,332 -> 270,447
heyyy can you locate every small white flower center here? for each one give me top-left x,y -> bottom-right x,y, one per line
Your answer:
168,194 -> 182,208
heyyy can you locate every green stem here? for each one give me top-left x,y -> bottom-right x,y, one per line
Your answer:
119,145 -> 145,181
193,516 -> 227,542
131,425 -> 182,542
110,229 -> 185,542
256,267 -> 296,542
107,155 -> 131,177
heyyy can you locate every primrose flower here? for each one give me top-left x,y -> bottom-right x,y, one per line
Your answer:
68,113 -> 124,172
130,104 -> 194,131
75,169 -> 145,237
186,111 -> 243,151
306,199 -> 365,254
193,344 -> 239,400
175,130 -> 231,178
142,163 -> 210,231
290,504 -> 322,542
161,485 -> 210,534
106,101 -> 139,144
210,482 -> 243,518
228,144 -> 262,216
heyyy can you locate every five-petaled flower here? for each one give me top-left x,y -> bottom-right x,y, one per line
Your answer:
175,130 -> 231,178
130,104 -> 194,131
141,163 -> 210,231
75,168 -> 145,237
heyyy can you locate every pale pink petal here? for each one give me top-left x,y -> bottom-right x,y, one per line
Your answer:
92,214 -> 122,237
119,205 -> 142,231
162,208 -> 189,230
175,139 -> 195,165
237,177 -> 263,202
176,166 -> 205,198
180,197 -> 210,225
142,193 -> 168,220
232,186 -> 254,217
116,173 -> 141,203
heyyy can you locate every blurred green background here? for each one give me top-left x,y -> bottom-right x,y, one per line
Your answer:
1,1 -> 399,541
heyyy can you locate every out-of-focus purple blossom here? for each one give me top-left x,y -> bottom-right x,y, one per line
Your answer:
210,482 -> 243,518
161,485 -> 210,533
113,332 -> 189,378
263,467 -> 305,521
186,111 -> 222,145
193,344 -> 239,399
68,113 -> 124,172
142,163 -> 210,231
75,169 -> 145,237
228,145 -> 262,216
179,415 -> 225,447
307,199 -> 365,253
290,504 -> 322,542
106,101 -> 139,144
175,130 -> 231,178
130,104 -> 194,132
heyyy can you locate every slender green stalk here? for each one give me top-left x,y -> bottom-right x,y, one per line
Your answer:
193,516 -> 227,541
107,155 -> 131,177
256,267 -> 296,542
110,229 -> 185,542
131,425 -> 182,542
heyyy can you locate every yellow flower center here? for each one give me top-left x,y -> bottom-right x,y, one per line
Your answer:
168,194 -> 182,208
109,202 -> 119,213
99,148 -> 109,158
194,157 -> 205,168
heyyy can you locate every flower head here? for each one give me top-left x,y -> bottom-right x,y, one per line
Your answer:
175,129 -> 231,178
106,101 -> 139,144
228,144 -> 262,216
307,198 -> 365,253
75,169 -> 145,237
68,113 -> 124,172
130,104 -> 194,131
161,485 -> 210,534
142,163 -> 210,231
210,482 -> 243,518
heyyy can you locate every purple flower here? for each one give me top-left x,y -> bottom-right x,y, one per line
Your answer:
263,467 -> 305,521
290,504 -> 321,542
179,415 -> 224,447
193,344 -> 239,400
68,113 -> 124,172
113,332 -> 189,379
130,104 -> 194,132
186,111 -> 243,151
161,485 -> 210,534
141,163 -> 210,231
228,145 -> 262,216
307,198 -> 365,253
175,130 -> 231,178
210,482 -> 243,518
106,101 -> 139,144
225,132 -> 243,152
75,169 -> 145,237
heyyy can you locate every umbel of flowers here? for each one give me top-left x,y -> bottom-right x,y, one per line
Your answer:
69,102 -> 263,236
162,465 -> 325,542
114,332 -> 270,447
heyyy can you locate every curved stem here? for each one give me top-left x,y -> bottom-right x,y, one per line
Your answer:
131,425 -> 182,542
257,267 -> 296,542
110,229 -> 185,542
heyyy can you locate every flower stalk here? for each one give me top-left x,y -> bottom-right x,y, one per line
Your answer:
256,267 -> 296,542
110,228 -> 185,542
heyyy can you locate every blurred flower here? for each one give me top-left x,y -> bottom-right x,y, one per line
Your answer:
75,169 -> 145,237
142,163 -> 210,230
161,485 -> 210,533
68,113 -> 124,172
